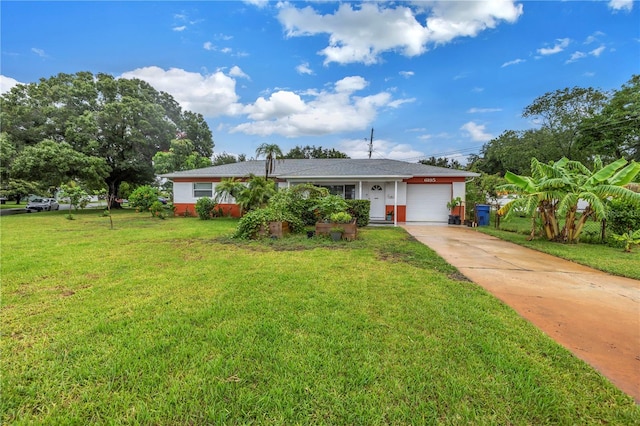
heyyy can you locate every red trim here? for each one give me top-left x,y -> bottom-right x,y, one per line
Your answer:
174,203 -> 242,218
404,176 -> 464,184
385,205 -> 406,222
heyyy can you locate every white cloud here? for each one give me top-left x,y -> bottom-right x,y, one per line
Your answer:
203,41 -> 215,51
278,1 -> 522,65
338,138 -> 425,160
501,58 -> 525,67
0,75 -> 21,94
31,48 -> 48,58
399,71 -> 414,78
244,0 -> 269,8
242,90 -> 307,121
467,107 -> 502,113
229,66 -> 249,79
173,26 -> 186,32
608,0 -> 633,12
461,121 -> 493,142
232,76 -> 409,137
566,51 -> 587,63
120,66 -> 243,117
537,38 -> 570,56
590,45 -> 606,57
566,45 -> 606,63
296,62 -> 313,75
584,31 -> 605,45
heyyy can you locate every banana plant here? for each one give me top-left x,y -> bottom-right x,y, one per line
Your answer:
612,229 -> 640,252
499,157 -> 640,243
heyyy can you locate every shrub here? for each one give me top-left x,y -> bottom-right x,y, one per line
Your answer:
149,201 -> 166,219
607,198 -> 640,236
233,207 -> 304,239
311,195 -> 348,222
330,212 -> 352,223
129,185 -> 160,215
195,197 -> 217,220
346,199 -> 370,227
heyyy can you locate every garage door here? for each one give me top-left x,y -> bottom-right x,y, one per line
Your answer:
406,184 -> 451,222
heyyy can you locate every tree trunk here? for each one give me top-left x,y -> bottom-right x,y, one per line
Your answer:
571,206 -> 594,243
106,179 -> 122,209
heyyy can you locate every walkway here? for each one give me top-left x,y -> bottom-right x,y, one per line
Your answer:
402,224 -> 640,403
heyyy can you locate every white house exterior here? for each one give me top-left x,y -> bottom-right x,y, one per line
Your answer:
162,159 -> 478,223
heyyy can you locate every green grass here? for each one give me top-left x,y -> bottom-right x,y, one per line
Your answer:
0,201 -> 26,210
480,215 -> 640,280
2,210 -> 638,424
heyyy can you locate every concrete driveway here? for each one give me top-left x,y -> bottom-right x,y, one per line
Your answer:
402,224 -> 640,403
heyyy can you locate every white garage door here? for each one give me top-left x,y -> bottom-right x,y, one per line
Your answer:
406,184 -> 451,222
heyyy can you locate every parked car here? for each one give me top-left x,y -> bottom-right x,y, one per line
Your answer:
26,198 -> 59,212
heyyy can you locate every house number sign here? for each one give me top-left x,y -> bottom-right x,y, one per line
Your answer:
423,178 -> 437,183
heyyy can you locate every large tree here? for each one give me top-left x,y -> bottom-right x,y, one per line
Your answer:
11,139 -> 110,190
522,86 -> 608,162
0,71 -> 213,204
470,129 -> 562,176
576,75 -> 640,162
419,156 -> 462,169
283,145 -> 349,159
470,85 -> 615,176
212,152 -> 241,166
153,138 -> 212,175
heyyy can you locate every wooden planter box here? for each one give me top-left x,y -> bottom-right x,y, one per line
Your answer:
258,221 -> 290,239
315,220 -> 357,241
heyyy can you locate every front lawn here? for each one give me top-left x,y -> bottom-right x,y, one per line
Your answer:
1,210 -> 638,424
479,215 -> 640,280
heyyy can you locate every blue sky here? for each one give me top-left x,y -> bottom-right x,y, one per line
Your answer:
1,1 -> 639,163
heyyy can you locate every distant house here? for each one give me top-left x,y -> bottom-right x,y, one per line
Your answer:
162,159 -> 478,223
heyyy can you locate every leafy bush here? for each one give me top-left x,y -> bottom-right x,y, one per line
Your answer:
149,201 -> 167,219
233,207 -> 304,239
195,197 -> 217,220
612,229 -> 640,252
128,185 -> 160,215
330,212 -> 352,223
607,198 -> 640,236
346,199 -> 370,227
311,195 -> 348,222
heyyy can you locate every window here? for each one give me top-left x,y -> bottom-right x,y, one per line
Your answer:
193,182 -> 213,198
344,185 -> 356,200
319,184 -> 356,199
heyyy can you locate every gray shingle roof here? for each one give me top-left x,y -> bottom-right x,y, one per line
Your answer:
161,159 -> 478,179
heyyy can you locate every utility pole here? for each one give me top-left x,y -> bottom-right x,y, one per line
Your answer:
368,127 -> 374,159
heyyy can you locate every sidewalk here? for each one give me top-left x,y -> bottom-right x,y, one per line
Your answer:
402,224 -> 640,403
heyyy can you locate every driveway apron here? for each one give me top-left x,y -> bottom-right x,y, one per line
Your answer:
402,224 -> 640,403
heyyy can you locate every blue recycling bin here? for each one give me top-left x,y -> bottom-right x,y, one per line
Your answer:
476,204 -> 490,226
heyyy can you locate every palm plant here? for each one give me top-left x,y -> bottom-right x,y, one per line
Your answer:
557,157 -> 640,242
236,174 -> 276,212
612,229 -> 640,252
499,157 -> 640,243
214,177 -> 244,204
498,158 -> 569,241
255,143 -> 283,179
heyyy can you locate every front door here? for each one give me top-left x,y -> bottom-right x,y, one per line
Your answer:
369,184 -> 385,219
